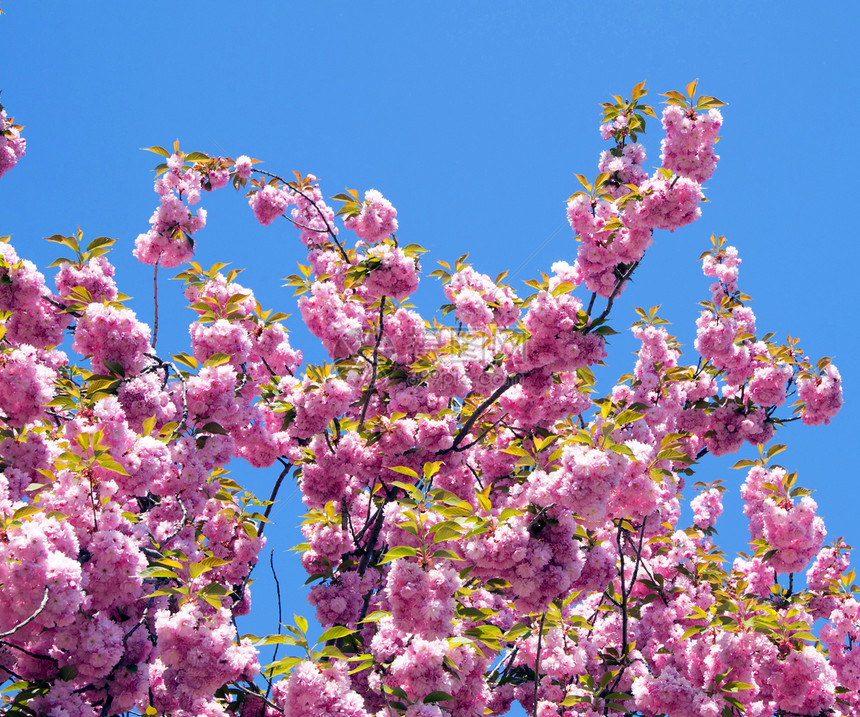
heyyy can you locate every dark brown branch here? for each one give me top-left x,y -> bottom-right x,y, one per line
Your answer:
152,260 -> 160,348
587,260 -> 640,332
265,550 -> 283,700
533,613 -> 546,717
258,461 -> 292,539
586,291 -> 598,317
359,298 -> 386,430
445,373 -> 522,453
456,412 -> 509,452
253,168 -> 349,263
358,500 -> 388,577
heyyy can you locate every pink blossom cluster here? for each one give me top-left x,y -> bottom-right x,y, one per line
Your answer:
72,302 -> 152,376
0,241 -> 70,348
509,289 -> 606,373
299,280 -> 367,359
0,345 -> 57,426
741,465 -> 826,573
444,266 -> 519,330
152,603 -> 259,713
690,487 -> 723,530
290,176 -> 339,248
626,174 -> 703,233
345,189 -> 399,244
270,660 -> 368,717
0,85 -> 854,717
134,153 -> 209,268
54,256 -> 118,304
0,106 -> 26,178
597,143 -> 648,198
362,244 -> 420,300
565,194 -> 652,297
661,105 -> 723,183
386,560 -> 460,639
249,184 -> 292,226
797,363 -> 842,425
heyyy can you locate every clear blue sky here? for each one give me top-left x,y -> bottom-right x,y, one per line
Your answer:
2,0 -> 858,696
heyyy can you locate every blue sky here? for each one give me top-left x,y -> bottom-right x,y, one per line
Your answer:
3,0 -> 859,693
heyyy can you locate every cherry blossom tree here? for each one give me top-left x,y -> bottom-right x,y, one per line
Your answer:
0,83 -> 853,717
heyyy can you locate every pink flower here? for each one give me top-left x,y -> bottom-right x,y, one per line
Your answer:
249,184 -> 291,226
234,155 -> 253,179
344,189 -> 398,244
797,364 -> 842,425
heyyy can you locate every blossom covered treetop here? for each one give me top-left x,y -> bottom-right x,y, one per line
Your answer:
0,82 -> 853,717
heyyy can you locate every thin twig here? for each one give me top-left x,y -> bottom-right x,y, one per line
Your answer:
152,260 -> 160,348
0,587 -> 47,639
159,497 -> 188,549
444,373 -> 522,453
258,461 -> 292,539
456,412 -> 509,452
232,682 -> 284,714
358,500 -> 388,577
254,168 -> 349,262
586,291 -> 597,317
587,260 -> 640,332
359,298 -> 386,430
533,613 -> 546,717
265,550 -> 283,700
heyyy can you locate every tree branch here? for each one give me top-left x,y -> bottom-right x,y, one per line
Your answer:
359,298 -> 386,430
0,586 -> 49,639
444,373 -> 522,453
253,168 -> 349,263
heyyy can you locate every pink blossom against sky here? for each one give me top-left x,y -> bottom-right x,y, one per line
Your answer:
2,3 -> 858,714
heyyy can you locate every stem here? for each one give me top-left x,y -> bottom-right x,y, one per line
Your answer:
456,412 -> 508,453
445,373 -> 522,453
358,498 -> 388,577
586,291 -> 597,317
0,586 -> 49,638
587,260 -> 640,332
159,497 -> 188,549
616,524 -> 628,661
359,298 -> 386,430
533,613 -> 546,717
152,260 -> 160,348
258,460 -> 292,539
265,550 -> 283,700
254,168 -> 349,263
97,694 -> 114,717
232,682 -> 284,714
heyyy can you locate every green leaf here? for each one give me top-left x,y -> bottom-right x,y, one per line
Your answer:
551,282 -> 576,297
139,567 -> 178,579
102,360 -> 126,377
203,353 -> 232,368
360,610 -> 390,623
431,549 -> 463,561
200,421 -> 228,435
141,415 -> 157,435
12,505 -> 41,521
424,691 -> 455,703
318,625 -> 357,642
615,409 -> 644,425
97,454 -> 129,476
503,623 -> 532,641
378,546 -> 418,564
142,145 -> 170,157
432,526 -> 463,543
388,465 -> 419,479
200,583 -> 229,596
